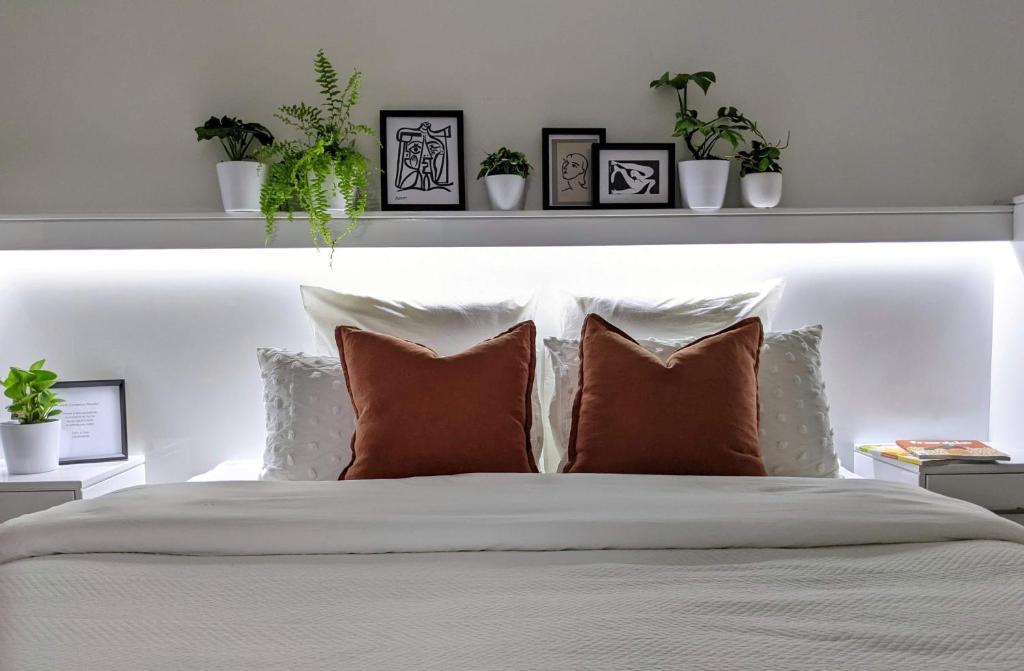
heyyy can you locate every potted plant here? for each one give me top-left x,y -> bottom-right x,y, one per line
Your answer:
736,127 -> 790,208
478,147 -> 532,210
258,50 -> 374,248
195,116 -> 275,212
650,71 -> 753,210
1,360 -> 63,475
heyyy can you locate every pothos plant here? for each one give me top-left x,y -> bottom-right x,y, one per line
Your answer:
194,116 -> 274,161
258,50 -> 375,248
477,147 -> 532,179
3,360 -> 63,425
735,124 -> 790,177
649,71 -> 753,160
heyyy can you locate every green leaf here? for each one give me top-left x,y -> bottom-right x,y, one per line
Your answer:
29,359 -> 45,371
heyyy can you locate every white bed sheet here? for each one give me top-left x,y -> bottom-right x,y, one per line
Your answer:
2,474 -> 1020,671
188,458 -> 862,481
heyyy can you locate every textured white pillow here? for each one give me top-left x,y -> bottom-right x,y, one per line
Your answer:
557,279 -> 784,340
543,325 -> 838,477
257,348 -> 353,481
298,286 -> 544,468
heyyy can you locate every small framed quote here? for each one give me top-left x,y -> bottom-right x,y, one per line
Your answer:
591,143 -> 676,209
380,110 -> 466,210
542,128 -> 606,209
52,380 -> 128,464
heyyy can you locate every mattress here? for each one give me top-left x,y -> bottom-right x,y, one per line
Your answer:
2,473 -> 1021,671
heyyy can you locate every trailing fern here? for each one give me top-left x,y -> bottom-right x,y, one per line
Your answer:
258,50 -> 374,249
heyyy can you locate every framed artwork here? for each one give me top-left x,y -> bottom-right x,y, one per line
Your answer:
542,128 -> 606,209
379,110 -> 465,210
591,143 -> 676,209
52,380 -> 128,464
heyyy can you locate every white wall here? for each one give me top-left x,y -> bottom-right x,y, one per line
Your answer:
1,0 -> 1023,213
0,243 -> 998,481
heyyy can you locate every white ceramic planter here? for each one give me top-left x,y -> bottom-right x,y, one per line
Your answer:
484,174 -> 527,210
309,170 -> 349,214
741,172 -> 783,208
216,161 -> 266,213
1,419 -> 61,474
679,159 -> 730,211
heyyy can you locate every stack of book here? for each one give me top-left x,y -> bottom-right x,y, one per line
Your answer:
856,440 -> 1010,467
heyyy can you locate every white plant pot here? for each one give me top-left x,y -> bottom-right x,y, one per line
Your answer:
484,174 -> 527,210
216,161 -> 266,213
741,172 -> 783,208
679,159 -> 730,211
309,170 -> 349,214
1,419 -> 61,475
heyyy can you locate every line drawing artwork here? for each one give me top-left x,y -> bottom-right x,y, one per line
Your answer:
608,159 -> 659,195
394,122 -> 453,192
560,153 -> 589,193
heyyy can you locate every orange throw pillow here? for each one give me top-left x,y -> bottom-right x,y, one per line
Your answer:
565,315 -> 767,476
336,321 -> 539,479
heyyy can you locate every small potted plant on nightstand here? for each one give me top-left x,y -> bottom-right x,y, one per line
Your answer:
195,116 -> 275,212
736,126 -> 789,208
650,70 -> 753,210
478,147 -> 532,210
1,360 -> 63,475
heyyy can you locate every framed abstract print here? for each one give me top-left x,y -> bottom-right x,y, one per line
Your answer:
380,110 -> 465,210
591,143 -> 676,209
542,128 -> 606,209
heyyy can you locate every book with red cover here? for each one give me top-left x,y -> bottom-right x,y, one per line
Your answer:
895,440 -> 1009,462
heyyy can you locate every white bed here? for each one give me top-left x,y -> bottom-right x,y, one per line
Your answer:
2,473 -> 1023,670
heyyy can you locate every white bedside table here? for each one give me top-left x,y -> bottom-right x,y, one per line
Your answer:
0,456 -> 146,523
853,445 -> 1024,525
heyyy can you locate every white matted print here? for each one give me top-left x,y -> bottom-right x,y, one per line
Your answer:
52,380 -> 128,464
380,110 -> 465,210
592,143 -> 676,208
542,128 -> 606,208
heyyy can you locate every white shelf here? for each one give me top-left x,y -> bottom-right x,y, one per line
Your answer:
0,206 -> 1013,250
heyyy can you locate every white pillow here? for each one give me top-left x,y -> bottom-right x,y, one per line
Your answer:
557,280 -> 784,340
543,325 -> 838,477
298,286 -> 545,468
257,348 -> 353,481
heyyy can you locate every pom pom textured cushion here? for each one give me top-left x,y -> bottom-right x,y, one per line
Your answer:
565,316 -> 767,477
336,322 -> 539,479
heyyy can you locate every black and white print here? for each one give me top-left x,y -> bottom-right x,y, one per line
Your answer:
542,128 -> 606,209
380,110 -> 465,210
591,143 -> 675,208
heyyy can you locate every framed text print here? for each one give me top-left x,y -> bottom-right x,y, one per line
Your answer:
542,128 -> 606,209
380,110 -> 466,210
591,143 -> 676,209
52,380 -> 128,464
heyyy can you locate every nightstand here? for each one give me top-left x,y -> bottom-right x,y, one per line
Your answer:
853,445 -> 1024,525
0,456 -> 146,523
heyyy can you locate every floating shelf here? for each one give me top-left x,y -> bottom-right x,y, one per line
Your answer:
0,206 -> 1014,250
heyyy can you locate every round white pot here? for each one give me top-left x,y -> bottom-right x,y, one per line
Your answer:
484,174 -> 527,211
679,159 -> 730,211
216,161 -> 266,213
1,419 -> 61,475
308,170 -> 349,214
741,172 -> 783,208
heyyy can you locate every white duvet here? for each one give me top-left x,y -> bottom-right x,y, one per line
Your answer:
2,474 -> 1024,670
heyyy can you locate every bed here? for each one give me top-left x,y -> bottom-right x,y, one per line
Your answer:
2,473 -> 1023,670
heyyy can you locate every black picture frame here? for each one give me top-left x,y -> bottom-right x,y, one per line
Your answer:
591,143 -> 676,209
379,110 -> 466,211
541,127 -> 607,209
52,380 -> 128,465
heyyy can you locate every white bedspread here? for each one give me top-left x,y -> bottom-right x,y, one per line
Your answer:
2,474 -> 1024,670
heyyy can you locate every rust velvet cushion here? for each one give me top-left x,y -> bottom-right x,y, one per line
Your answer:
336,321 -> 539,479
565,315 -> 767,476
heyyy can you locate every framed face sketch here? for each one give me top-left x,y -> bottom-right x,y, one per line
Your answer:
542,128 -> 606,209
380,110 -> 466,210
591,143 -> 676,209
